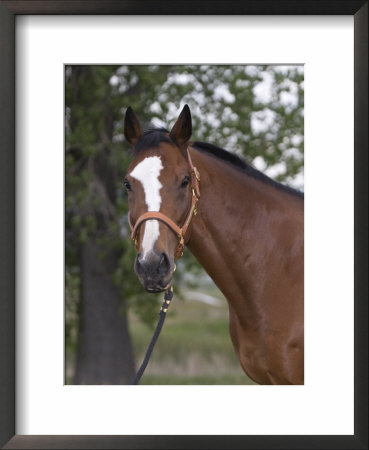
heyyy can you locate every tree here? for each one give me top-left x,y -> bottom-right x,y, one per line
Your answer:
65,65 -> 304,384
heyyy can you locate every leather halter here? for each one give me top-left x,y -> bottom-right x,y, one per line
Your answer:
128,148 -> 200,260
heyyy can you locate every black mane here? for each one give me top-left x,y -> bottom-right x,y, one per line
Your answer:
193,141 -> 304,199
134,128 -> 172,152
135,128 -> 303,198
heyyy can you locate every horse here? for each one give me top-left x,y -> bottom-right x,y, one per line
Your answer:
123,104 -> 304,385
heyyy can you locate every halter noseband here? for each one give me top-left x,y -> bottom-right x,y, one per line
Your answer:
128,148 -> 200,260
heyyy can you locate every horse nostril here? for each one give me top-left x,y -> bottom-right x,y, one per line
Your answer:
158,252 -> 170,276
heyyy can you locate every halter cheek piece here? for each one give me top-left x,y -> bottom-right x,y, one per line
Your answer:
128,148 -> 200,260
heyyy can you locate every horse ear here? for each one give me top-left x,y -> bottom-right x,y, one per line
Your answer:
124,107 -> 143,146
169,104 -> 192,150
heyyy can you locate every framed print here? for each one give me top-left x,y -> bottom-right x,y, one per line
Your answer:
0,1 -> 367,449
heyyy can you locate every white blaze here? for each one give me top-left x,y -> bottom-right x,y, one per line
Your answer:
130,156 -> 163,259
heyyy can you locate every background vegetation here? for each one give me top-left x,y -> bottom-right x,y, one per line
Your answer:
65,65 -> 304,384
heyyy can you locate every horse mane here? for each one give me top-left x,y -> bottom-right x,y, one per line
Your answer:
193,141 -> 304,199
134,128 -> 172,152
135,128 -> 303,198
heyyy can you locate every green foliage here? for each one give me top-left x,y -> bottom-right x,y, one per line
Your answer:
65,64 -> 304,351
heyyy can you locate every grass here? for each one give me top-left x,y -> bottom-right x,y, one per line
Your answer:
65,281 -> 256,385
129,288 -> 256,385
140,375 -> 255,385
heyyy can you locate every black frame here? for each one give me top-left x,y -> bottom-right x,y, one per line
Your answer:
0,1 -> 367,449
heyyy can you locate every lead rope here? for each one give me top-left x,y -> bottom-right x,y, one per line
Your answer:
132,286 -> 174,385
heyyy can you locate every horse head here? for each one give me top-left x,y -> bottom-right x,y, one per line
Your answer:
124,105 -> 199,293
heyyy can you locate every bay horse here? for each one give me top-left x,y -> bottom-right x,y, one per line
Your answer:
123,105 -> 304,385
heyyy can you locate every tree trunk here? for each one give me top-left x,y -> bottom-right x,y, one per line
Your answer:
74,241 -> 135,384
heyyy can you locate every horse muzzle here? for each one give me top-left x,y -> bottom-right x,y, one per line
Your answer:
134,250 -> 174,293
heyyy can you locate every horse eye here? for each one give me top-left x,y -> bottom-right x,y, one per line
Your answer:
181,176 -> 190,188
124,180 -> 131,191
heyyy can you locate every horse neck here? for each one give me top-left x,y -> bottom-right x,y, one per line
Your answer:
187,147 -> 303,324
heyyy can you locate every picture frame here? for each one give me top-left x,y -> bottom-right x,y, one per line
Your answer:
0,1 -> 367,449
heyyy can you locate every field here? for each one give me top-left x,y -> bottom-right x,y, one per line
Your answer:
129,286 -> 256,385
66,275 -> 256,385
